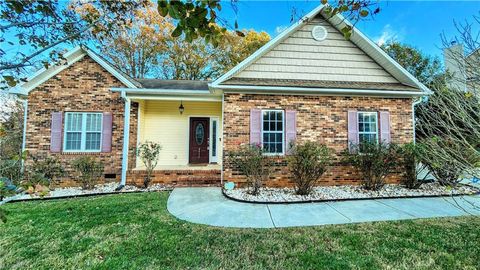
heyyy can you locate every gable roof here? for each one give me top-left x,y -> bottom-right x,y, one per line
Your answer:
9,45 -> 140,95
211,4 -> 432,96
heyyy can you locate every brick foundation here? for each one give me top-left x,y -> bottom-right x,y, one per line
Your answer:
127,169 -> 221,187
222,93 -> 413,187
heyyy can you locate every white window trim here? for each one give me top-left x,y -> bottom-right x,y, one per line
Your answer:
209,117 -> 219,163
357,111 -> 379,144
63,112 -> 103,153
261,109 -> 285,156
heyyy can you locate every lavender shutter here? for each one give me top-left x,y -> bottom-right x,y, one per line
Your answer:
347,110 -> 359,152
285,110 -> 297,153
379,111 -> 391,144
250,109 -> 261,146
101,112 -> 113,152
50,112 -> 63,153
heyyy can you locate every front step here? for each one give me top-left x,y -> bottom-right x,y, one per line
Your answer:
127,169 -> 221,187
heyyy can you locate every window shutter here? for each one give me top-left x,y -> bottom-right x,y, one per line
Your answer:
379,111 -> 391,144
101,112 -> 113,152
250,108 -> 261,146
347,110 -> 359,152
50,112 -> 63,153
285,110 -> 297,153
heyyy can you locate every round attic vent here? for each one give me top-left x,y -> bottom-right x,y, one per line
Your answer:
312,26 -> 328,41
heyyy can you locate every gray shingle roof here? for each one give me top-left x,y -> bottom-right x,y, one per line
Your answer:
135,79 -> 210,90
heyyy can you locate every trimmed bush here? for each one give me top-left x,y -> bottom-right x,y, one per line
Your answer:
72,156 -> 104,190
228,144 -> 272,195
137,141 -> 162,188
30,156 -> 64,187
343,142 -> 398,191
398,143 -> 428,189
287,141 -> 333,195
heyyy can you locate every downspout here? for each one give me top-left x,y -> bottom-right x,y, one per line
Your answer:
20,98 -> 28,172
412,97 -> 423,144
117,91 -> 131,191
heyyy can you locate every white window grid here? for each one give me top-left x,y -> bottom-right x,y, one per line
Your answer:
63,112 -> 103,152
357,111 -> 379,144
261,110 -> 285,155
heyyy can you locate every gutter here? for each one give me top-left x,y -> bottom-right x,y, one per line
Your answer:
111,87 -> 211,96
20,98 -> 28,172
119,90 -> 131,190
210,84 -> 428,97
412,97 -> 423,144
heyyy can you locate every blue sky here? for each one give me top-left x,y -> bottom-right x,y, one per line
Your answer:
218,0 -> 480,59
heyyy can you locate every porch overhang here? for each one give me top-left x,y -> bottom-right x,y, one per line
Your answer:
111,87 -> 222,102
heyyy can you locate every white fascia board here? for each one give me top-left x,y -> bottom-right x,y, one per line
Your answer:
129,95 -> 222,102
214,84 -> 426,97
11,46 -> 86,95
10,46 -> 138,96
210,4 -> 325,87
111,87 -> 212,96
326,13 -> 432,95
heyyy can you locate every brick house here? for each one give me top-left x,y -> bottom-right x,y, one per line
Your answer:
10,5 -> 430,188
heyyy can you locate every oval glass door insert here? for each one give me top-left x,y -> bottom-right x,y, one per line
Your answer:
195,123 -> 205,145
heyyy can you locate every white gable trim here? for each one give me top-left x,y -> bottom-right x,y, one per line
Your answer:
211,4 -> 432,95
210,5 -> 325,88
327,13 -> 432,95
9,46 -> 137,95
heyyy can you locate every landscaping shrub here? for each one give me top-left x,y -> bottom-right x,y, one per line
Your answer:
398,143 -> 429,189
137,141 -> 162,188
419,137 -> 479,187
0,177 -> 16,201
0,157 -> 23,184
343,142 -> 398,191
31,156 -> 64,187
72,156 -> 104,189
228,144 -> 272,195
287,141 -> 333,195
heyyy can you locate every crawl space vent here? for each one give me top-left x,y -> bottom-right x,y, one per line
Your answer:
312,26 -> 328,41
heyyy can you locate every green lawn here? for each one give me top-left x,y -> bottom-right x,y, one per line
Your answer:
1,192 -> 479,270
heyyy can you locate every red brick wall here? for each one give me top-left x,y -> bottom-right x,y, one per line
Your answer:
25,55 -> 138,187
222,93 -> 413,187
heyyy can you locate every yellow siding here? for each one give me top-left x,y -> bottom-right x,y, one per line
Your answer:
136,100 -> 222,167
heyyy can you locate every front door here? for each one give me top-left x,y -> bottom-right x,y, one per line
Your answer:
189,117 -> 210,164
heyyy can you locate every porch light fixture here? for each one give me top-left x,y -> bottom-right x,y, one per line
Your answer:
179,101 -> 185,114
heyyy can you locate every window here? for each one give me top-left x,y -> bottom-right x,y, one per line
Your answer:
210,118 -> 219,163
64,112 -> 103,152
262,110 -> 284,154
358,112 -> 378,144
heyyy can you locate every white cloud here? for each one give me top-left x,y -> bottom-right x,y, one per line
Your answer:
374,24 -> 405,46
275,25 -> 288,35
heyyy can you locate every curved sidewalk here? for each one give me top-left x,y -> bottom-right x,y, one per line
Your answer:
167,187 -> 480,228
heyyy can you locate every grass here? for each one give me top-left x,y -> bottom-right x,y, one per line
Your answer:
1,192 -> 479,270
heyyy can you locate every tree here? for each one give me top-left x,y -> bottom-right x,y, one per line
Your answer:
161,29 -> 270,80
77,2 -> 173,79
157,0 -> 381,42
0,0 -> 150,87
381,42 -> 446,87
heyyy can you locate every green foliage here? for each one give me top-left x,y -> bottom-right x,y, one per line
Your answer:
397,143 -> 428,189
228,144 -> 272,195
30,156 -> 64,187
72,157 -> 104,190
0,177 -> 16,201
137,141 -> 162,188
382,42 -> 446,87
0,158 -> 22,184
157,0 -> 229,47
343,142 -> 398,191
287,141 -> 333,195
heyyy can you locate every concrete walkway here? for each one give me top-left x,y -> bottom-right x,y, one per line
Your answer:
167,187 -> 480,228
